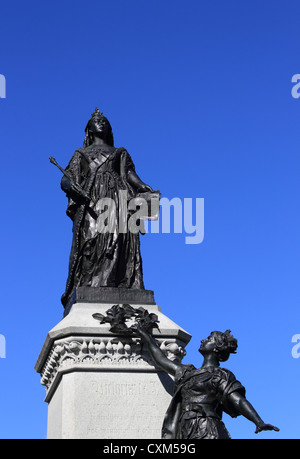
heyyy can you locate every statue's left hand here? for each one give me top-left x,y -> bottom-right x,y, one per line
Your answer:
255,423 -> 280,434
138,184 -> 153,193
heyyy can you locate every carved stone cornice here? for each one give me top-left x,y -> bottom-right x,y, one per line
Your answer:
40,335 -> 186,402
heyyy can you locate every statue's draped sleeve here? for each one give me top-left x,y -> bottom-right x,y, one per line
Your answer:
62,149 -> 82,221
209,368 -> 246,418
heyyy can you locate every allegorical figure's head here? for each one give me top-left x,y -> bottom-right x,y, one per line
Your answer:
83,107 -> 114,147
199,329 -> 238,362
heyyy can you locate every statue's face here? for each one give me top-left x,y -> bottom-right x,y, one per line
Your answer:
198,333 -> 217,355
88,116 -> 110,140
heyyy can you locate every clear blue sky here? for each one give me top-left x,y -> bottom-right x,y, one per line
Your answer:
0,0 -> 299,439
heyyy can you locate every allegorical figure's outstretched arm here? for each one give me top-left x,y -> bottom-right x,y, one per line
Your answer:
228,391 -> 279,434
135,325 -> 181,377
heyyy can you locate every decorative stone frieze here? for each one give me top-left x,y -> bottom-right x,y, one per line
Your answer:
40,335 -> 186,398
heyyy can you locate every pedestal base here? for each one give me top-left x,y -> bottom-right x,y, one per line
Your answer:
35,294 -> 191,439
47,369 -> 174,439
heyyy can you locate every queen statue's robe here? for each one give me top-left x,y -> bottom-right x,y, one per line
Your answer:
61,145 -> 147,307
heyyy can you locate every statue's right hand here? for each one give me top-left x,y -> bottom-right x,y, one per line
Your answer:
61,175 -> 72,193
74,186 -> 90,203
131,322 -> 142,335
131,322 -> 148,339
62,177 -> 90,203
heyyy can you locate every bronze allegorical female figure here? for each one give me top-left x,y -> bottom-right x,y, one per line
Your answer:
135,326 -> 279,439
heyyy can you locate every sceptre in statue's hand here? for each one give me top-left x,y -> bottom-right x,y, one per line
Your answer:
49,156 -> 91,204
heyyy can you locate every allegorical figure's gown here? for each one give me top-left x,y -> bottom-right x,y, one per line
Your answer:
162,364 -> 246,439
61,144 -> 146,307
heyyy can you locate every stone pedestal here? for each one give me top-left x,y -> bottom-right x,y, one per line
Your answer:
35,289 -> 191,439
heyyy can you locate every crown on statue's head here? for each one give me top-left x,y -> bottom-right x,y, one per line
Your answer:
91,107 -> 104,118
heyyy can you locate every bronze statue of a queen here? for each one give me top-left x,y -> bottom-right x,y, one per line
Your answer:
60,108 -> 158,308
